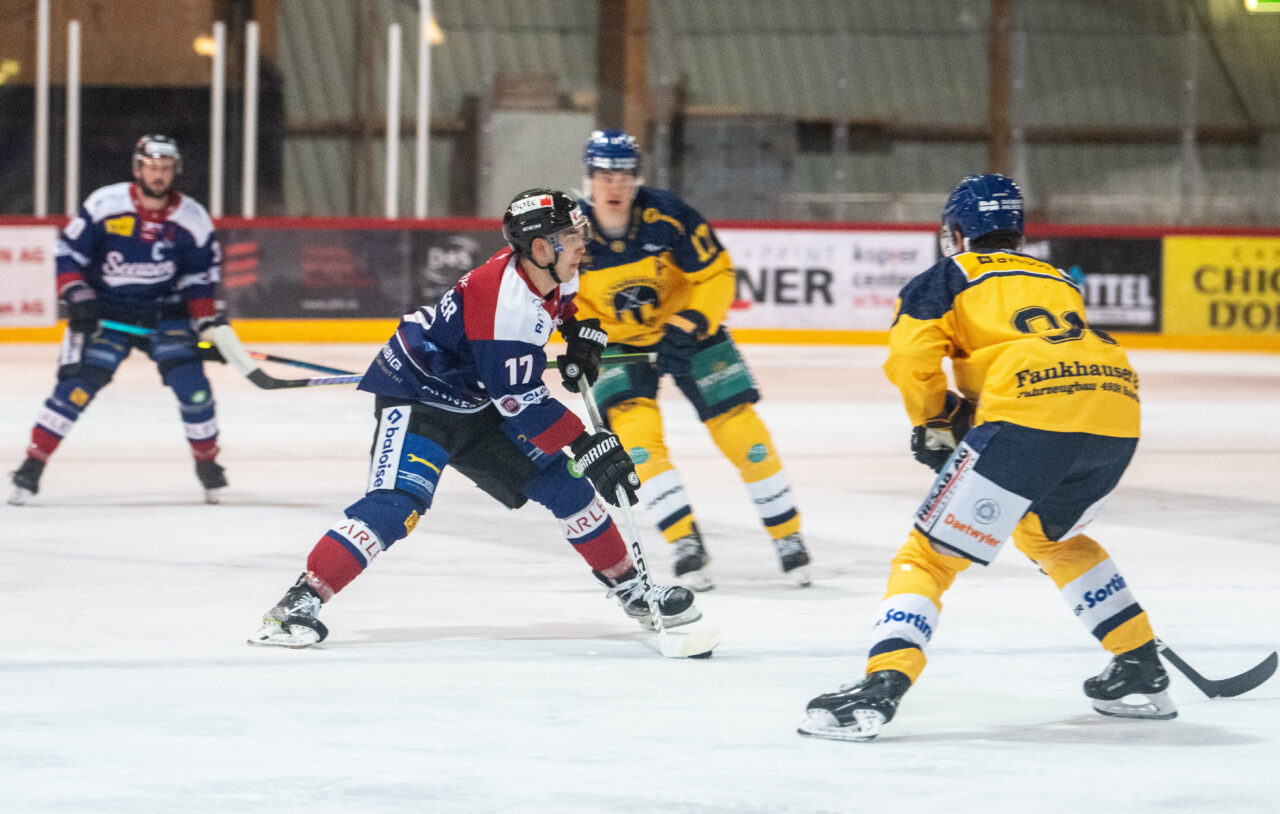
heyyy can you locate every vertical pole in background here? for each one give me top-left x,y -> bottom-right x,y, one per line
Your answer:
1179,15 -> 1202,225
34,0 -> 50,216
65,20 -> 81,215
986,0 -> 1013,176
210,21 -> 226,218
385,22 -> 402,218
242,20 -> 260,218
414,0 -> 432,218
1010,19 -> 1029,199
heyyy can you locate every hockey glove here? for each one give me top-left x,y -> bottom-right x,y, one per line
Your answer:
656,322 -> 699,378
63,283 -> 100,334
911,391 -> 976,473
557,318 -> 608,393
571,430 -> 640,507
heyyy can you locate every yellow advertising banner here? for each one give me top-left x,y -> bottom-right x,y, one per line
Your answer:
1163,236 -> 1280,335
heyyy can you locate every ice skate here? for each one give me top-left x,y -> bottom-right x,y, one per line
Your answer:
774,532 -> 812,587
672,529 -> 714,591
195,459 -> 227,504
595,567 -> 702,629
8,457 -> 44,506
247,573 -> 329,648
1084,640 -> 1177,720
798,670 -> 911,742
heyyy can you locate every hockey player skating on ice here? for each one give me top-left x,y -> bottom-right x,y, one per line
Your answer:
8,135 -> 235,505
798,174 -> 1174,742
572,129 -> 810,591
249,189 -> 700,648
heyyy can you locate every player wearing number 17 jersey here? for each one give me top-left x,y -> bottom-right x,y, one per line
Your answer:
799,173 -> 1175,742
248,189 -> 699,648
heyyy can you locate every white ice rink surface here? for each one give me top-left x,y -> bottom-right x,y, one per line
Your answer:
2,342 -> 1279,814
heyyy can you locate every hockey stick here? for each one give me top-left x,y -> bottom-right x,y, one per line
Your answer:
578,378 -> 719,660
1155,638 -> 1278,699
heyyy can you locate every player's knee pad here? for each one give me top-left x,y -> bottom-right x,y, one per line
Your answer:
162,361 -> 215,416
889,529 -> 972,599
51,376 -> 103,414
344,491 -> 425,552
367,407 -> 449,508
704,404 -> 782,476
524,457 -> 596,517
1012,514 -> 1108,588
608,398 -> 671,480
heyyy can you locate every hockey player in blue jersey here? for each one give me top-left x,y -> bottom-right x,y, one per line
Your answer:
249,188 -> 701,647
8,135 -> 236,505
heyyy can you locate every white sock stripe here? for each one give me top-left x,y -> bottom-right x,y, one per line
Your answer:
746,470 -> 796,514
870,593 -> 939,650
638,469 -> 687,520
1061,558 -> 1138,632
331,517 -> 386,566
35,407 -> 74,436
558,496 -> 613,541
183,418 -> 219,440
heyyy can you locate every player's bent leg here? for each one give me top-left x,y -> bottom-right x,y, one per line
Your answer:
524,459 -> 700,629
609,397 -> 714,590
705,404 -> 809,585
800,530 -> 969,741
1013,515 -> 1174,719
9,363 -> 114,505
159,355 -> 224,502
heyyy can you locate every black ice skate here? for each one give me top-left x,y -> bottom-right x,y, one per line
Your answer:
195,459 -> 227,504
247,573 -> 330,648
8,457 -> 44,506
595,567 -> 702,629
672,526 -> 714,591
797,669 -> 911,742
1084,640 -> 1177,719
774,532 -> 812,587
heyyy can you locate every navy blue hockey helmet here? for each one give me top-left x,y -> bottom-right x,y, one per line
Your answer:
132,134 -> 182,175
940,173 -> 1023,256
583,129 -> 641,174
502,188 -> 589,256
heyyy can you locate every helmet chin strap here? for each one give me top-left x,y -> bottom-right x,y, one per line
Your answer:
528,238 -> 565,285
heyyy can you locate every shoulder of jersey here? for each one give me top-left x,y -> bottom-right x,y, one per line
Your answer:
949,250 -> 1064,281
81,182 -> 136,222
169,195 -> 216,244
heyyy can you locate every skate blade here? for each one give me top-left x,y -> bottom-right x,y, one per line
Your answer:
204,488 -> 222,505
638,606 -> 703,630
679,569 -> 715,592
1091,691 -> 1178,720
246,621 -> 321,649
796,708 -> 884,742
786,566 -> 812,588
658,626 -> 720,659
7,487 -> 34,506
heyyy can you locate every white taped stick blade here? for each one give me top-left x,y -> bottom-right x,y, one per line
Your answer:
658,627 -> 719,659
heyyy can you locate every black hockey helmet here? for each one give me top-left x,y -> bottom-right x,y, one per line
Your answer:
502,188 -> 589,256
132,134 -> 182,175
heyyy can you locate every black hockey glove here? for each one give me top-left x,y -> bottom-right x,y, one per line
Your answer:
557,318 -> 608,393
911,391 -> 976,473
63,282 -> 100,334
656,324 -> 697,377
571,430 -> 640,507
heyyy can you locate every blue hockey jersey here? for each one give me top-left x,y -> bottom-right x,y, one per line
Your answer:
56,182 -> 222,324
358,247 -> 587,454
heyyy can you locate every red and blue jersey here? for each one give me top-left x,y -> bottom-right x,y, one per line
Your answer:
359,247 -> 586,454
55,182 -> 222,324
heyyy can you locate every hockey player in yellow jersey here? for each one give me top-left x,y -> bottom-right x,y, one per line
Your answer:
798,173 -> 1174,742
569,129 -> 810,590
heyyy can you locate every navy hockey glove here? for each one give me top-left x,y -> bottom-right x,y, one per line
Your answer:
911,391 -> 976,473
558,318 -> 608,393
571,430 -> 640,507
656,312 -> 705,377
63,283 -> 100,334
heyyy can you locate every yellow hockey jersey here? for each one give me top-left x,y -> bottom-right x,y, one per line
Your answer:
885,249 -> 1140,438
574,186 -> 736,347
